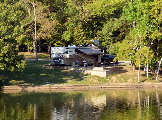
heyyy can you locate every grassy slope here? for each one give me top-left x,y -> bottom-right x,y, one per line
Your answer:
1,61 -> 161,86
1,61 -> 88,86
0,53 -> 161,86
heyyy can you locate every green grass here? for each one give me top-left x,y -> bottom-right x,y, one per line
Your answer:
19,52 -> 50,60
1,60 -> 162,86
0,61 -> 88,86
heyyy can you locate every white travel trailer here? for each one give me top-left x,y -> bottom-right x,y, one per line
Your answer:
51,46 -> 103,66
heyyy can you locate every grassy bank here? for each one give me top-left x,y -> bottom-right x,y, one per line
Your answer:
0,61 -> 86,86
1,60 -> 161,86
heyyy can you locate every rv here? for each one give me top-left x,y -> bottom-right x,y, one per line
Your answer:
50,46 -> 103,66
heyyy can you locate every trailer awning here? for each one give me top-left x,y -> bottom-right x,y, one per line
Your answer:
78,48 -> 103,55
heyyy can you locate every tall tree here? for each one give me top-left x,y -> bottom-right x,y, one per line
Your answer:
0,1 -> 26,89
0,1 -> 26,72
150,0 -> 162,59
62,0 -> 89,45
85,0 -> 126,47
110,0 -> 156,66
21,0 -> 58,57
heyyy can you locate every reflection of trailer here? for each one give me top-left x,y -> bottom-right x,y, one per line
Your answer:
51,46 -> 103,66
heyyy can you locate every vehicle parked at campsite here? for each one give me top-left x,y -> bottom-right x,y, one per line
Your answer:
101,55 -> 118,65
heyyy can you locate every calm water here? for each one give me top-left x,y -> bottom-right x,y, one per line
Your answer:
1,89 -> 162,120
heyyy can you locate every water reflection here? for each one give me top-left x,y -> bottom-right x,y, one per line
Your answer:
1,89 -> 162,120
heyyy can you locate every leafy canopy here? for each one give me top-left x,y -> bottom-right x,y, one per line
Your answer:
0,1 -> 26,72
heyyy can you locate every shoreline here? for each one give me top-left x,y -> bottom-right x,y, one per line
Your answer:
2,83 -> 162,93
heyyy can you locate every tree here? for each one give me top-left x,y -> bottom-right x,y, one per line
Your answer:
62,0 -> 90,45
21,0 -> 58,56
105,0 -> 162,81
150,0 -> 162,59
0,1 -> 26,89
87,0 -> 126,47
122,0 -> 162,74
21,0 -> 43,61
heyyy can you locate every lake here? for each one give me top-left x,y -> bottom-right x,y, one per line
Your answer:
1,89 -> 162,120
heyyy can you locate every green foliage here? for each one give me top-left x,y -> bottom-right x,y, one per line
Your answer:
151,0 -> 162,23
110,40 -> 134,61
110,41 -> 155,68
94,0 -> 126,47
1,0 -> 162,74
0,1 -> 26,72
62,0 -> 91,45
107,0 -> 161,68
135,47 -> 154,66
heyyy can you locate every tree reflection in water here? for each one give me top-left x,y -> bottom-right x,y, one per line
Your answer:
0,90 -> 162,120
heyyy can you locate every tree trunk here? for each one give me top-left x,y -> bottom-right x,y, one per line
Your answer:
27,45 -> 30,52
48,43 -> 51,60
146,63 -> 149,78
156,58 -> 162,81
48,43 -> 51,54
138,63 -> 140,82
38,40 -> 41,52
33,3 -> 38,62
33,41 -> 38,61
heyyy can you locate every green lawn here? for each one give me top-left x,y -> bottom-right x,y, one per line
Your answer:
19,52 -> 50,60
1,60 -> 161,86
1,61 -> 87,86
